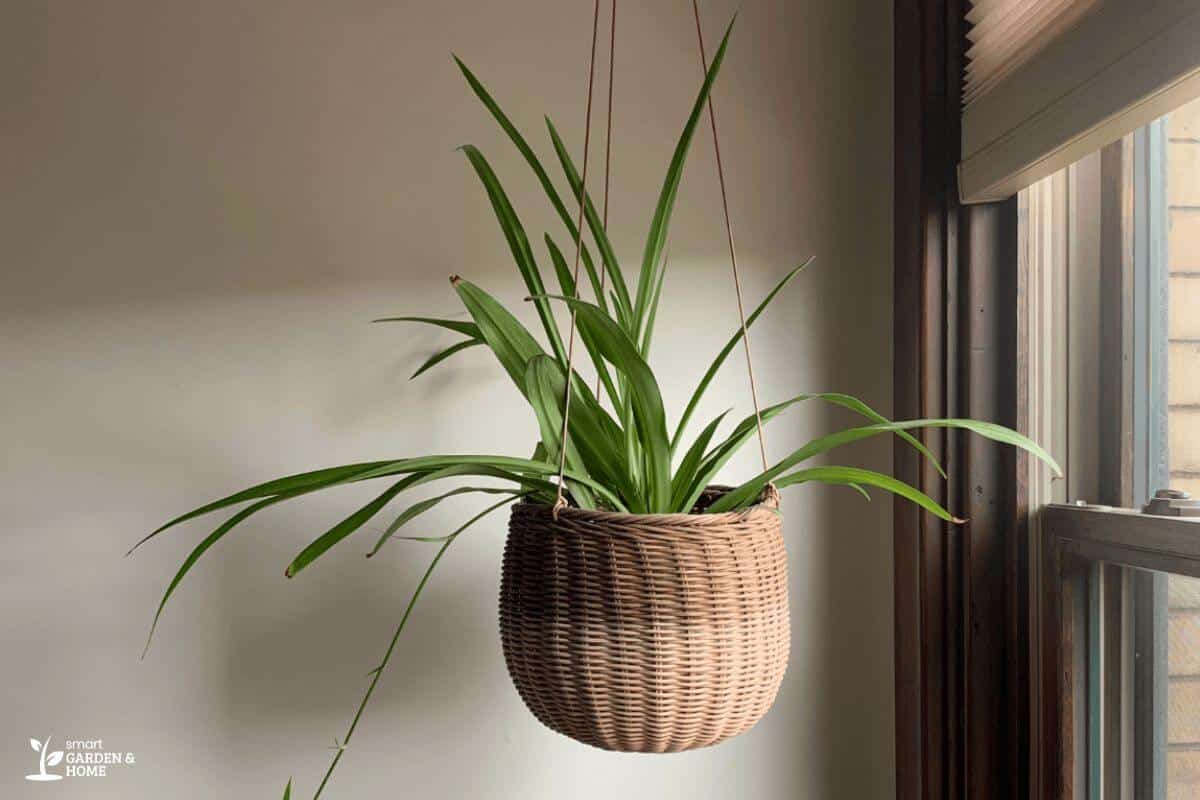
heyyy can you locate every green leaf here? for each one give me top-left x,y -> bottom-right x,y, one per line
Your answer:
394,492 -> 523,543
542,117 -> 633,325
537,295 -> 671,511
814,392 -> 946,479
520,356 -> 600,509
776,466 -> 961,523
142,490 -> 306,656
634,15 -> 736,340
282,778 -> 292,800
371,316 -> 481,339
669,409 -> 730,511
676,394 -> 812,514
285,458 -> 565,576
451,278 -> 545,394
459,145 -> 566,365
672,257 -> 814,452
347,454 -> 628,511
525,354 -> 633,507
700,391 -> 946,484
679,393 -> 946,514
544,235 -> 620,408
129,461 -> 395,554
411,339 -> 482,379
708,418 -> 1063,513
639,244 -> 670,355
453,56 -> 627,323
285,477 -> 416,578
366,485 -> 520,556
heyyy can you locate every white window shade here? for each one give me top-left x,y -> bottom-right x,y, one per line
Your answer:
960,0 -> 1200,203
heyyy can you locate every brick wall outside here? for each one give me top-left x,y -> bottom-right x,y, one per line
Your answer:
1165,99 -> 1200,800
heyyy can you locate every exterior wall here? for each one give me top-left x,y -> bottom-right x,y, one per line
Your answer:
1164,99 -> 1200,800
1168,101 -> 1200,497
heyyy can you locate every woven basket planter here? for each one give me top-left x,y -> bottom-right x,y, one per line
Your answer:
499,485 -> 789,752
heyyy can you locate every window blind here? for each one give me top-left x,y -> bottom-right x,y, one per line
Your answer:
960,0 -> 1200,203
963,0 -> 1097,107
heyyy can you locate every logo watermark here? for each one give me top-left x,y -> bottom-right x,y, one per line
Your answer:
24,736 -> 136,782
25,737 -> 62,782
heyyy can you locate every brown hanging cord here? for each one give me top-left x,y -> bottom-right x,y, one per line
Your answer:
594,0 -> 617,401
692,0 -> 769,473
554,0 -> 602,515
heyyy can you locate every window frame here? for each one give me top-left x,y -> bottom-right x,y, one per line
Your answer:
1037,507 -> 1200,799
1029,129 -> 1190,800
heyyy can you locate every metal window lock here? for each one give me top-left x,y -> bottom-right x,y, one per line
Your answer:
1142,489 -> 1200,517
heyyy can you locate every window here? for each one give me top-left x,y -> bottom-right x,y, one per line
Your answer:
1023,96 -> 1200,800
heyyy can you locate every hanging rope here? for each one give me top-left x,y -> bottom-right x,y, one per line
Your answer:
554,0 -> 603,514
594,0 -> 617,400
692,0 -> 769,473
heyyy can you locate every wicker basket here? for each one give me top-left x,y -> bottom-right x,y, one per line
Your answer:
499,485 -> 789,752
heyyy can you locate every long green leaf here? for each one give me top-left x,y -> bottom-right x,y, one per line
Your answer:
634,15 -> 736,339
544,234 -> 620,408
681,393 -> 949,515
708,418 -> 1063,513
523,356 -> 598,510
697,391 -> 945,493
130,461 -> 395,554
451,278 -> 544,394
366,486 -> 519,556
453,56 -> 629,322
811,393 -> 947,479
677,394 -> 813,514
346,454 -> 628,511
776,466 -> 961,523
142,490 -> 307,656
286,457 -> 563,576
411,338 -> 482,379
525,354 -> 633,507
640,243 -> 670,355
537,295 -> 671,511
394,492 -> 523,543
669,409 -> 730,510
671,257 -> 814,452
285,477 -> 416,577
370,316 -> 481,339
542,117 -> 633,325
458,145 -> 566,365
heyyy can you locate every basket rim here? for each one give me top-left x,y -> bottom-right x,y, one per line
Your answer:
512,484 -> 781,526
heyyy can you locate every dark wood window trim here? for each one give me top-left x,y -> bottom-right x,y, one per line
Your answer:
894,0 -> 1028,797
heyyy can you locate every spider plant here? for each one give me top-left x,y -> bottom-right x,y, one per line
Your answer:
134,18 -> 1060,798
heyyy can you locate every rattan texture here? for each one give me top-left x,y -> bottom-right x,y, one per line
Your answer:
499,486 -> 789,752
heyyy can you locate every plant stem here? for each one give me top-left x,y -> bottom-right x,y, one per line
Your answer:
311,535 -> 457,799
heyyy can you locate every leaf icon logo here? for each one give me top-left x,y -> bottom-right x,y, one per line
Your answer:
25,734 -> 64,781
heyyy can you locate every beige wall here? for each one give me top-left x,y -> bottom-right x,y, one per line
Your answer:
0,2 -> 894,797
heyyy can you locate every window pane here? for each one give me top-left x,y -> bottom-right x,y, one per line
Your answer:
1166,101 -> 1200,499
1168,575 -> 1200,799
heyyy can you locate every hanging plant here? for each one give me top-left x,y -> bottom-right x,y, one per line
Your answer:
133,9 -> 1060,798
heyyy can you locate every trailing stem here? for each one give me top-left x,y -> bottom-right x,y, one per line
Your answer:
311,535 -> 457,799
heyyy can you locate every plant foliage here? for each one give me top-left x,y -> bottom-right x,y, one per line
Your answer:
134,17 -> 1060,797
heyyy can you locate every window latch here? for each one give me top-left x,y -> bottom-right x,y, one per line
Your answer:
1142,489 -> 1200,518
